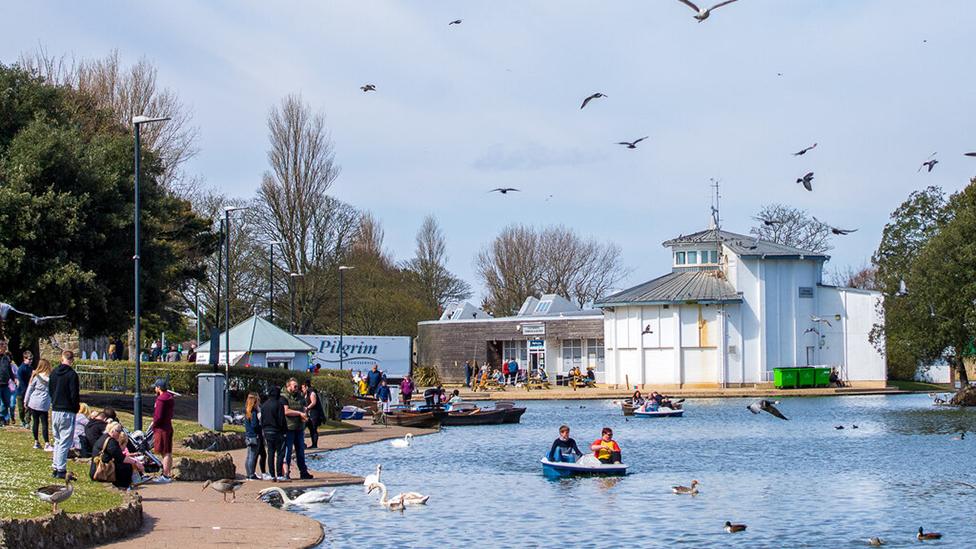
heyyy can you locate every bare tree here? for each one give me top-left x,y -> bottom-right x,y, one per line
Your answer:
476,224 -> 626,315
825,264 -> 878,290
354,211 -> 393,266
404,215 -> 471,312
19,47 -> 200,196
750,204 -> 833,253
252,94 -> 358,333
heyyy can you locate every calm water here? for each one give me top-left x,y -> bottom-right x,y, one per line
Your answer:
291,395 -> 975,548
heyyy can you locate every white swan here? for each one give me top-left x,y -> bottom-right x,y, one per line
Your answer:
391,433 -> 413,448
366,482 -> 406,511
363,464 -> 383,493
258,486 -> 336,506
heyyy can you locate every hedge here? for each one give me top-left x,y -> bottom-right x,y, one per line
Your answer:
73,360 -> 353,417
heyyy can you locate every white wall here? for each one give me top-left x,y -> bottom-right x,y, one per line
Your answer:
817,287 -> 886,381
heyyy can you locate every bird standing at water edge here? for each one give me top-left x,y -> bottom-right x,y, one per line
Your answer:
34,472 -> 77,513
676,0 -> 739,22
202,479 -> 245,502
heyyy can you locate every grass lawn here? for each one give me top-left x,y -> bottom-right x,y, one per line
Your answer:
888,379 -> 955,392
0,426 -> 123,519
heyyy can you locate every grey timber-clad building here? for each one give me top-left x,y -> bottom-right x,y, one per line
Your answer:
417,294 -> 604,384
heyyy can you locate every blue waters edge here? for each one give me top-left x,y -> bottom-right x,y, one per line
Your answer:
289,395 -> 974,548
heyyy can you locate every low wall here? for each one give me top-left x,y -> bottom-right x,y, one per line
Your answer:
181,431 -> 246,451
173,452 -> 236,482
0,491 -> 142,549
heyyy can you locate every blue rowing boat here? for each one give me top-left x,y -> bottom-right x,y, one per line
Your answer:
540,456 -> 629,479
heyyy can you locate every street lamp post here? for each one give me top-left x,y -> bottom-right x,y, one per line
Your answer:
268,241 -> 283,323
338,265 -> 354,370
131,114 -> 169,433
223,206 -> 248,414
289,272 -> 304,334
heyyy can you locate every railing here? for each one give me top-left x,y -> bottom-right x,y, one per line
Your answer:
75,365 -> 170,395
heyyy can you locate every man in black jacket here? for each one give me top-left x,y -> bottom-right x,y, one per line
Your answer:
49,350 -> 80,478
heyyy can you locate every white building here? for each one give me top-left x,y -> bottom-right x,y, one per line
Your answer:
595,228 -> 886,389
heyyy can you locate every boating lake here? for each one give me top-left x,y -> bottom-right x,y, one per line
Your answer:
298,395 -> 975,548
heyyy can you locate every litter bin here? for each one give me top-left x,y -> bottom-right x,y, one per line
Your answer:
774,368 -> 798,389
815,367 -> 832,387
197,373 -> 226,431
797,368 -> 816,388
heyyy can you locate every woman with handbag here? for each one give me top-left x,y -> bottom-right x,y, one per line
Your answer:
90,422 -> 143,488
243,392 -> 265,480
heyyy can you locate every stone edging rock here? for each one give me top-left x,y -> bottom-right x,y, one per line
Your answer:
173,452 -> 236,481
0,491 -> 142,549
181,431 -> 246,451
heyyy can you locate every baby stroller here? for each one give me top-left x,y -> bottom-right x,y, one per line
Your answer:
123,422 -> 163,474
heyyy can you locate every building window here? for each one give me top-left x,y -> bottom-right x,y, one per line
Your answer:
561,339 -> 582,373
586,339 -> 605,373
687,251 -> 698,264
502,340 -> 527,364
535,301 -> 551,314
675,252 -> 686,265
709,250 -> 718,264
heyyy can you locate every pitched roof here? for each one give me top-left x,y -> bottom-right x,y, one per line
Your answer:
594,270 -> 742,306
662,228 -> 830,259
197,315 -> 315,353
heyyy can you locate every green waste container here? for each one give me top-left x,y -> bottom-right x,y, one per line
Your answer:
815,367 -> 831,387
797,367 -> 816,388
774,368 -> 798,389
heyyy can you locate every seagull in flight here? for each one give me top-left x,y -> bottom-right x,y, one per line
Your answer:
965,152 -> 976,157
676,0 -> 739,22
796,172 -> 814,191
747,400 -> 788,420
918,152 -> 938,172
360,84 -> 376,93
448,19 -> 462,25
813,217 -> 858,235
580,93 -> 607,109
752,215 -> 782,227
804,328 -> 821,336
489,188 -> 520,195
0,302 -> 66,325
793,143 -> 818,156
616,137 -> 649,149
810,314 -> 833,327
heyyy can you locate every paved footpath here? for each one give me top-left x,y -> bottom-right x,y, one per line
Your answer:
103,421 -> 436,549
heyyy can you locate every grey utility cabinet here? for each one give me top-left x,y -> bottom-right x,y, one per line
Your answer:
197,373 -> 226,431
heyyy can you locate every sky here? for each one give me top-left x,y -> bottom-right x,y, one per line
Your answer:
2,1 -> 975,300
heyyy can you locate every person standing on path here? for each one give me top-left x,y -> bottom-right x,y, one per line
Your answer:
24,358 -> 52,450
152,379 -> 175,483
16,351 -> 34,427
399,375 -> 414,406
301,381 -> 325,449
243,392 -> 263,480
365,364 -> 382,397
464,360 -> 472,388
282,378 -> 312,480
0,340 -> 14,426
260,386 -> 288,481
49,350 -> 79,478
376,379 -> 392,413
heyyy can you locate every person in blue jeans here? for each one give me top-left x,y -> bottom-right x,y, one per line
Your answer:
0,340 -> 14,425
48,350 -> 80,478
282,378 -> 312,480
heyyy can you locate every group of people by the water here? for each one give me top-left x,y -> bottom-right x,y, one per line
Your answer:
547,425 -> 622,465
631,389 -> 677,410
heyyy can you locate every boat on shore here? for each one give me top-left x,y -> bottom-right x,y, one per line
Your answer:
383,410 -> 441,428
541,455 -> 629,479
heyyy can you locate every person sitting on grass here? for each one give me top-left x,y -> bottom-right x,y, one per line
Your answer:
590,427 -> 622,464
547,425 -> 583,463
90,421 -> 144,489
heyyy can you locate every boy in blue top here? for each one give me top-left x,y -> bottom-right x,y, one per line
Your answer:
376,379 -> 392,413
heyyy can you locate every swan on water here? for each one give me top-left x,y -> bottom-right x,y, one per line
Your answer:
258,486 -> 336,506
391,433 -> 414,448
363,464 -> 383,492
366,482 -> 407,511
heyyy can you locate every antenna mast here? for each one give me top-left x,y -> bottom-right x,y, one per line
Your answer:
709,178 -> 721,230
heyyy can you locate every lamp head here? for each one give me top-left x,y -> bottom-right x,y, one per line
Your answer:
132,115 -> 171,125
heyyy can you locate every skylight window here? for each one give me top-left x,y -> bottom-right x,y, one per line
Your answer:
535,301 -> 552,313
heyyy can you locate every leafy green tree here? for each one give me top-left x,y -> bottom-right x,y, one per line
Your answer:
0,64 -> 216,349
870,186 -> 949,379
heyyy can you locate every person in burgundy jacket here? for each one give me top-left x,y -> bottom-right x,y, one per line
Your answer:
152,379 -> 176,482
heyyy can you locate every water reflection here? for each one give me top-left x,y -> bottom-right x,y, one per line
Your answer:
294,395 -> 976,548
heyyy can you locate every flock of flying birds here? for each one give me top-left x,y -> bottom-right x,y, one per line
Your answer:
357,0 -> 976,213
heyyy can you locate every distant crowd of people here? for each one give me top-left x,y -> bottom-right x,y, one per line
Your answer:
242,378 -> 325,481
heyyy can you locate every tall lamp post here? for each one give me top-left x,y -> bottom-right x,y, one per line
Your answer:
289,272 -> 304,334
338,265 -> 354,370
131,114 -> 169,433
268,241 -> 283,323
223,206 -> 248,414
